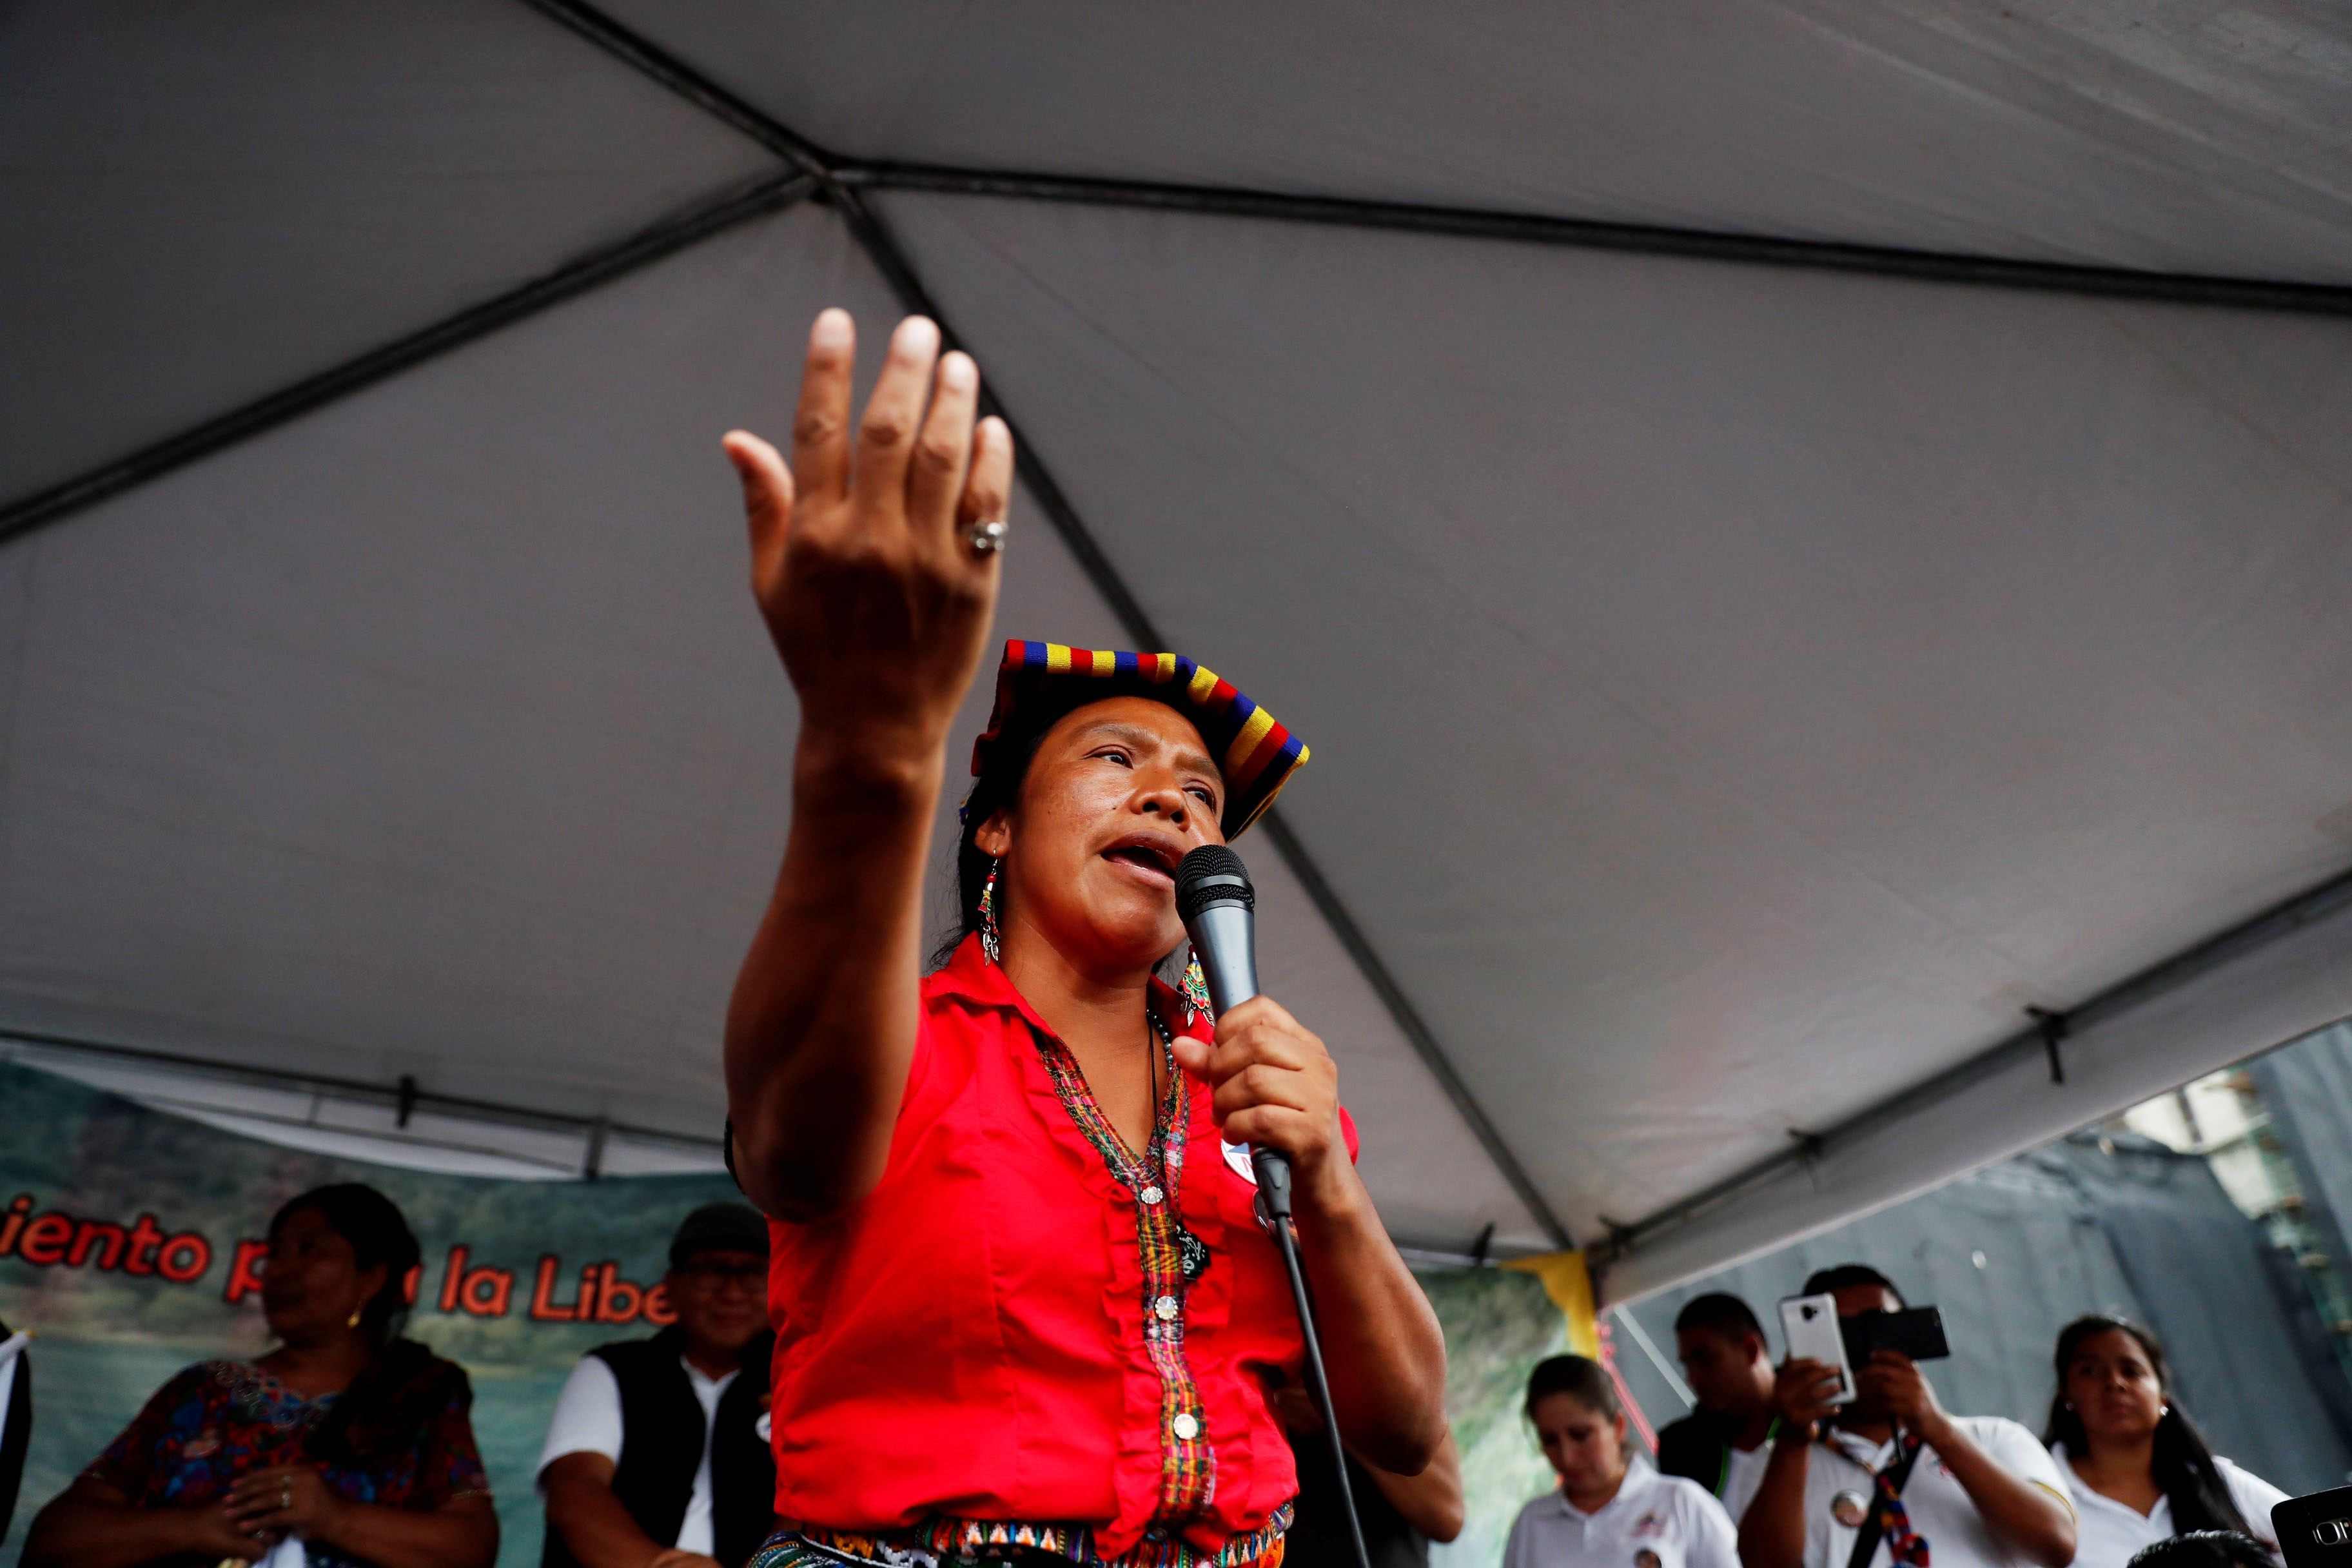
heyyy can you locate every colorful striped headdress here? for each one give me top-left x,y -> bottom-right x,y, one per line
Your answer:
972,640 -> 1309,838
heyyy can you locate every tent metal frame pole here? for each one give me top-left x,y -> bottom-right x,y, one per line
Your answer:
1589,862 -> 2352,1269
1,1025 -> 725,1153
1,1026 -> 1506,1253
522,0 -> 2352,320
511,0 -> 1576,1251
838,184 -> 1578,1251
0,171 -> 814,545
836,164 -> 2352,318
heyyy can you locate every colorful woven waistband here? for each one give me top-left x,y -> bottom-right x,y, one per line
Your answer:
754,1506 -> 1291,1568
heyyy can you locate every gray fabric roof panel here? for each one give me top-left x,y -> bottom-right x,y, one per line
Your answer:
8,3 -> 2352,1285
1608,888 -> 2352,1296
599,0 -> 2352,282
872,190 -> 2352,1262
0,201 -> 1541,1252
0,208 -> 883,1136
0,0 -> 778,506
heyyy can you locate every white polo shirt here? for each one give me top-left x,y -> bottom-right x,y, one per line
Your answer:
1504,1462 -> 1743,1568
537,1353 -> 740,1556
1794,1419 -> 2074,1568
1721,1442 -> 1771,1522
2049,1441 -> 2287,1568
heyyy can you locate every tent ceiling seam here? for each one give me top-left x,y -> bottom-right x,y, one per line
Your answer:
1591,860 -> 2352,1271
520,0 -> 1577,1251
0,170 -> 815,545
2,1028 -> 1533,1256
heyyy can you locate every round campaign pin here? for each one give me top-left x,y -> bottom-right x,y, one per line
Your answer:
1222,1139 -> 1257,1184
1830,1491 -> 1871,1529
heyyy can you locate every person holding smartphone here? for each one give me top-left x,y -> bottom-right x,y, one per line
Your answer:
2043,1317 -> 2286,1568
1740,1265 -> 2077,1568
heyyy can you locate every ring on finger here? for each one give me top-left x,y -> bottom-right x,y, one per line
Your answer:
965,518 -> 1009,556
281,1481 -> 292,1509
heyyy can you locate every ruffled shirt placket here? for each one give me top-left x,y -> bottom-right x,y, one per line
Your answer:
1029,1011 -> 1217,1529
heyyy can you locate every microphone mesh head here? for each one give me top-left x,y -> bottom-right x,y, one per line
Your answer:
1176,844 -> 1253,925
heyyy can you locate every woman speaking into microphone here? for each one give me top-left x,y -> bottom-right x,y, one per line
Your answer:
718,309 -> 1447,1568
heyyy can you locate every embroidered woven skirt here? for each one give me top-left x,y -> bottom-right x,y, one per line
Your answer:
752,1509 -> 1291,1568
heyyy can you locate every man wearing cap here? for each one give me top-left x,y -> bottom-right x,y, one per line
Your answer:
540,1203 -> 776,1568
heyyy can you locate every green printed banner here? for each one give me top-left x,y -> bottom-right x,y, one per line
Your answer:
0,1060 -> 1568,1567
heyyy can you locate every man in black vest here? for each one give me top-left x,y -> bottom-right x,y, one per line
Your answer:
540,1204 -> 775,1568
1654,1293 -> 1778,1521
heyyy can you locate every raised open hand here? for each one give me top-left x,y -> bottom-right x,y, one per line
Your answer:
724,309 -> 1014,766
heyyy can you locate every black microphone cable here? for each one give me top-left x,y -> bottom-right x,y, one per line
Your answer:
1177,846 -> 1374,1568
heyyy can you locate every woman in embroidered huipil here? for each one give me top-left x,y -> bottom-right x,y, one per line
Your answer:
23,1183 -> 495,1568
717,311 -> 1449,1568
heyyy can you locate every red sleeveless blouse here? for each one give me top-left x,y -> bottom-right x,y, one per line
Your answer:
762,934 -> 1357,1560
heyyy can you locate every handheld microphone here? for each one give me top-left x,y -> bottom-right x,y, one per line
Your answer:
1174,845 -> 1370,1568
1175,845 -> 1291,1219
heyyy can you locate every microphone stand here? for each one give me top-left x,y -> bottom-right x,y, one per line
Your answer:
1251,1152 -> 1375,1568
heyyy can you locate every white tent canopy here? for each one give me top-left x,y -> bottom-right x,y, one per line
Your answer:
5,0 -> 2350,1299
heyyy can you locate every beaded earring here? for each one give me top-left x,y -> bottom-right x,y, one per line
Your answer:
979,858 -> 1003,964
1181,948 -> 1212,1023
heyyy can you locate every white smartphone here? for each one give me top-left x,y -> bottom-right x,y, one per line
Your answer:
1779,1291 -> 1856,1406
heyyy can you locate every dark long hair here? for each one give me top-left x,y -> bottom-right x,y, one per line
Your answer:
270,1184 -> 455,1471
2044,1316 -> 2249,1534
